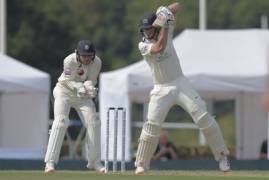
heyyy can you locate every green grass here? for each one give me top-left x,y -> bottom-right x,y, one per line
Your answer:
1,170 -> 269,180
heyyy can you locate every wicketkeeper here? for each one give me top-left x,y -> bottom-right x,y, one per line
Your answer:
44,40 -> 105,173
135,2 -> 230,174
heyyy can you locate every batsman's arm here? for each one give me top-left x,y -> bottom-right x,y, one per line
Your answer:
153,1 -> 181,27
150,27 -> 169,54
150,2 -> 181,54
168,2 -> 181,14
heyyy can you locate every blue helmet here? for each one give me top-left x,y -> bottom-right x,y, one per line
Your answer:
76,40 -> 96,56
139,12 -> 156,32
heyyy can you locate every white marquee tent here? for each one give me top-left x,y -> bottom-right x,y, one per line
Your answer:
99,29 -> 269,160
0,54 -> 50,159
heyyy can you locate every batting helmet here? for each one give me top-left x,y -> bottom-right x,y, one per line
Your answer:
76,40 -> 96,56
139,12 -> 156,32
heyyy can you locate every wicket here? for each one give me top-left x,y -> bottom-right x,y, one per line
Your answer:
105,107 -> 126,173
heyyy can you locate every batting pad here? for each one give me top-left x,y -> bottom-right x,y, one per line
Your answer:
44,115 -> 69,164
85,120 -> 102,166
197,113 -> 229,161
135,122 -> 161,169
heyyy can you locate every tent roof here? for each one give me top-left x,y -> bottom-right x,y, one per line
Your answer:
177,29 -> 269,77
0,54 -> 50,92
101,29 -> 269,95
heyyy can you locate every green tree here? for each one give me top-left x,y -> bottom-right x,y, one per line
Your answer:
208,0 -> 269,28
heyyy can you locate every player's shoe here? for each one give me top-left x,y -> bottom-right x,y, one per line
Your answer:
219,155 -> 230,172
134,161 -> 147,174
44,162 -> 55,173
135,166 -> 146,174
87,161 -> 106,173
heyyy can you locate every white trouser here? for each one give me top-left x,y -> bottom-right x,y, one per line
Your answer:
136,76 -> 229,168
147,76 -> 206,123
44,86 -> 102,165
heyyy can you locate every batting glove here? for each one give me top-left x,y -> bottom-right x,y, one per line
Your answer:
155,6 -> 175,26
153,11 -> 169,28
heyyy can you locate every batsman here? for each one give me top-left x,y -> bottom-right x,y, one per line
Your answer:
135,2 -> 230,174
44,40 -> 105,173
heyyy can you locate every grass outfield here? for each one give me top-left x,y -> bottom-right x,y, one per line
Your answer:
0,171 -> 269,180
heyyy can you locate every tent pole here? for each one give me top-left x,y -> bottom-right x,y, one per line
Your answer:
199,0 -> 207,30
0,0 -> 6,54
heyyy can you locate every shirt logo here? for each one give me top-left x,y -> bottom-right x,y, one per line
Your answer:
84,44 -> 89,50
64,68 -> 71,76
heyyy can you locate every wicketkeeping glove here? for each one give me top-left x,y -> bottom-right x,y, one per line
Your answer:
77,86 -> 87,98
86,86 -> 98,98
84,81 -> 98,98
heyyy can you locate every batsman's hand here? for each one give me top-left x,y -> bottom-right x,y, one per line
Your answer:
153,11 -> 169,27
154,6 -> 174,28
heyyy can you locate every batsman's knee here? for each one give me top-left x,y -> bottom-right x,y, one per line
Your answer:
139,122 -> 162,142
188,97 -> 209,120
195,112 -> 215,129
196,112 -> 225,143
